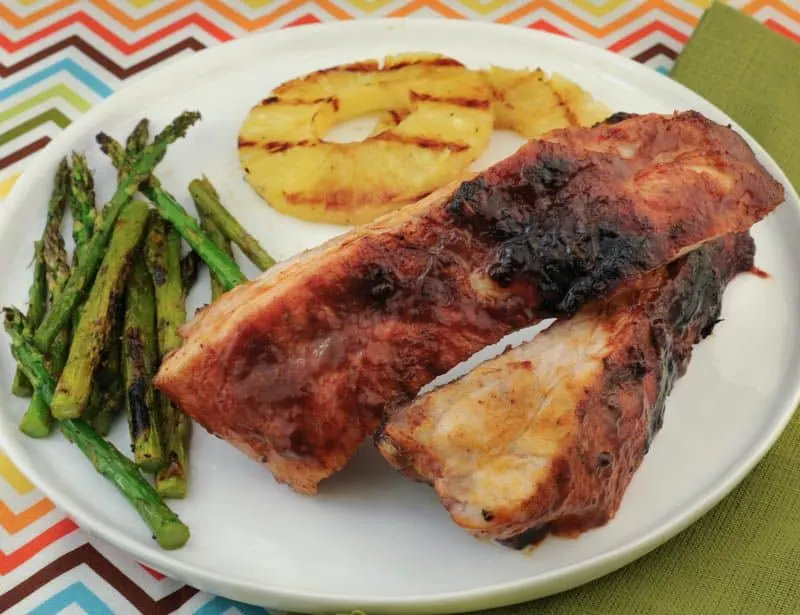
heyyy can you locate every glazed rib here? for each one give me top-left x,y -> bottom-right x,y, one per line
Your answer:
377,233 -> 755,546
155,111 -> 783,494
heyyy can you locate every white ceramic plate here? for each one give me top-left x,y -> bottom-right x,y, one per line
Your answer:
1,20 -> 799,614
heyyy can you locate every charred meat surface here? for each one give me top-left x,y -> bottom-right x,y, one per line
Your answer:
377,233 -> 755,545
154,111 -> 782,494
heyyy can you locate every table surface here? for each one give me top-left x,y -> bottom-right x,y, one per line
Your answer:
1,1 -> 799,613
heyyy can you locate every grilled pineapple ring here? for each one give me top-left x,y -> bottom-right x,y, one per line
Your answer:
238,53 -> 494,226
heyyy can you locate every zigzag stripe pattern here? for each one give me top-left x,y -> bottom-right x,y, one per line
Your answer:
0,1 -> 798,613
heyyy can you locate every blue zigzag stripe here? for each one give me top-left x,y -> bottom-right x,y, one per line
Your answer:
0,59 -> 112,102
194,596 -> 271,615
27,582 -> 114,615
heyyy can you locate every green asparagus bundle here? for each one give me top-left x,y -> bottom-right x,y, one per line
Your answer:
50,200 -> 150,420
34,111 -> 201,351
124,247 -> 164,472
4,307 -> 189,550
146,215 -> 192,497
189,176 -> 276,272
12,159 -> 70,397
96,133 -> 246,292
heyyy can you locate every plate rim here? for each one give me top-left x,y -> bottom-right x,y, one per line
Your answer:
1,18 -> 799,613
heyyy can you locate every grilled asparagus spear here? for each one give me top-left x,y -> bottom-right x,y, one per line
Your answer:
189,176 -> 276,272
146,215 -> 192,497
124,248 -> 164,472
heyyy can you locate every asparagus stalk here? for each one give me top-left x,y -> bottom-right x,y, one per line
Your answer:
13,159 -> 70,396
189,176 -> 276,271
34,111 -> 201,351
198,210 -> 232,300
96,133 -> 246,292
4,307 -> 189,550
50,200 -> 150,420
124,248 -> 164,472
145,215 -> 192,497
68,153 -> 97,266
19,194 -> 74,437
12,242 -> 47,398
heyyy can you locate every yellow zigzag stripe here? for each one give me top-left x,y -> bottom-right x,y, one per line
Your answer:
0,452 -> 35,494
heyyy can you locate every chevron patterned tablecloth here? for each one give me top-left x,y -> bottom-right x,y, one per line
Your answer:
1,1 -> 799,614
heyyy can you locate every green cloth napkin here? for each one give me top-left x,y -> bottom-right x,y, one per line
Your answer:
478,5 -> 800,615
672,2 -> 800,189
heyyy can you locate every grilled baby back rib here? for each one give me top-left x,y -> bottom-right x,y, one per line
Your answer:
377,233 -> 755,545
155,111 -> 783,494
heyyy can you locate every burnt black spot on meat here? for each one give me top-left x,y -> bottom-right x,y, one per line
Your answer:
596,451 -> 613,470
498,523 -> 551,550
446,156 -> 653,314
356,263 -> 398,307
595,111 -> 638,127
481,509 -> 494,522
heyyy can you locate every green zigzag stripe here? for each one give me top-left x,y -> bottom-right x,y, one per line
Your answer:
0,84 -> 91,124
0,108 -> 71,148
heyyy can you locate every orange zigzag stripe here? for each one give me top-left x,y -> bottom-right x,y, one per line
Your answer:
608,20 -> 688,52
743,0 -> 800,23
0,518 -> 78,575
0,0 -> 76,28
0,10 -> 231,53
203,0 -> 352,30
0,498 -> 55,534
498,0 -> 697,37
389,0 -> 466,18
86,0 -> 352,31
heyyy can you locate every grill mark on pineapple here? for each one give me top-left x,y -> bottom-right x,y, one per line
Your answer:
385,57 -> 463,71
410,91 -> 491,110
550,86 -> 579,127
238,137 -> 258,148
259,95 -> 340,111
314,60 -> 380,75
374,132 -> 470,152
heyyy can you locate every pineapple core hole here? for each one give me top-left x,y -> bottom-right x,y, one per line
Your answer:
322,112 -> 383,144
